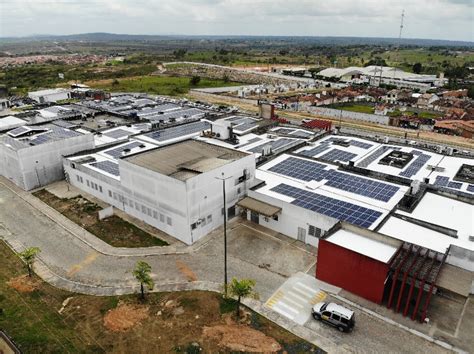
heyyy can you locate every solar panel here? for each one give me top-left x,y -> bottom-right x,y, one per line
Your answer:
357,146 -> 400,168
268,157 -> 399,202
104,142 -> 143,159
467,185 -> 474,193
399,153 -> 431,178
434,176 -> 449,187
90,160 -> 120,176
271,183 -> 382,228
319,148 -> 358,163
269,157 -> 328,181
349,140 -> 373,149
145,121 -> 210,142
7,126 -> 30,137
238,137 -> 262,148
447,181 -> 462,190
248,138 -> 296,153
104,128 -> 131,139
298,143 -> 331,157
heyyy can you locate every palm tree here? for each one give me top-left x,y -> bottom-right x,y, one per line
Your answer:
19,247 -> 41,277
228,278 -> 258,319
133,261 -> 154,301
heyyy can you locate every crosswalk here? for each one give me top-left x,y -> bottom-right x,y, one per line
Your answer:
265,273 -> 327,325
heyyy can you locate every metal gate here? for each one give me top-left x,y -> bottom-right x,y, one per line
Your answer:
297,227 -> 306,243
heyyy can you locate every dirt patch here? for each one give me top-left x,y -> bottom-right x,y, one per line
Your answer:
203,324 -> 282,353
7,275 -> 40,293
103,302 -> 149,332
176,260 -> 198,282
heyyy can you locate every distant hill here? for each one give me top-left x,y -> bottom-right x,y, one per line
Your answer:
0,33 -> 473,47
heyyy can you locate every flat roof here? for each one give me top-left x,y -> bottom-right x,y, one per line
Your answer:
237,197 -> 281,217
326,229 -> 400,263
124,140 -> 249,181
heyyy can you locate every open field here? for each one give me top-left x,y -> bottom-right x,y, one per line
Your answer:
87,75 -> 243,95
33,189 -> 168,248
0,241 -> 319,353
329,103 -> 374,114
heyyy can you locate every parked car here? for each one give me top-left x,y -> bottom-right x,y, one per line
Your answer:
311,302 -> 355,332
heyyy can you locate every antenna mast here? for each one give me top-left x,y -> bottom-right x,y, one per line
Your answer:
393,9 -> 405,79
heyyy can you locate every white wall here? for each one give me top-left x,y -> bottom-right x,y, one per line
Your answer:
28,91 -> 70,103
247,189 -> 338,247
1,134 -> 94,190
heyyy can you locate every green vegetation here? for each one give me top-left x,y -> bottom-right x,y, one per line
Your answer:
329,103 -> 374,114
19,247 -> 40,277
0,241 -> 319,353
133,261 -> 154,300
33,189 -> 168,248
88,75 -> 242,95
227,278 -> 259,319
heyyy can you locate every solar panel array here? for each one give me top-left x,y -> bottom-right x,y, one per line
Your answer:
268,157 -> 328,181
7,126 -> 30,137
145,121 -> 210,142
238,137 -> 262,148
104,141 -> 143,159
434,176 -> 449,187
268,157 -> 399,202
319,148 -> 358,163
467,185 -> 474,193
357,146 -> 400,168
248,138 -> 296,153
349,140 -> 373,149
29,126 -> 81,145
271,184 -> 382,228
104,129 -> 132,139
146,108 -> 204,122
227,117 -> 259,132
90,160 -> 120,176
298,143 -> 331,157
447,181 -> 462,190
399,153 -> 431,178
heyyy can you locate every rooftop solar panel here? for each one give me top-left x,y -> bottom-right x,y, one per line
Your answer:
268,157 -> 399,202
447,181 -> 462,190
103,141 -> 143,159
271,183 -> 382,228
104,128 -> 132,139
467,185 -> 474,193
298,143 -> 331,157
357,146 -> 400,168
399,153 -> 431,178
349,140 -> 373,149
319,148 -> 358,163
144,121 -> 210,142
248,138 -> 295,153
89,160 -> 120,176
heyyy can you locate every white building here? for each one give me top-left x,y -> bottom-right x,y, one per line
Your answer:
0,124 -> 94,190
28,88 -> 72,104
64,140 -> 255,245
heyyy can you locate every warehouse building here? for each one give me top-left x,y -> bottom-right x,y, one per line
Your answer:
28,88 -> 72,104
64,139 -> 255,244
0,124 -> 94,190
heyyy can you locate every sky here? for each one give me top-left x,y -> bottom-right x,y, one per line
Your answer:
0,0 -> 473,42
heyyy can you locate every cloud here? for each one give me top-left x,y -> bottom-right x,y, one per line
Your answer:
0,0 -> 472,41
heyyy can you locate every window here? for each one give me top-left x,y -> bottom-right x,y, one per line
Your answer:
273,215 -> 279,221
237,187 -> 241,194
153,210 -> 158,219
167,217 -> 172,226
129,198 -> 133,206
331,314 -> 341,322
123,199 -> 128,206
86,180 -> 90,187
308,225 -> 322,238
108,190 -> 112,197
76,175 -> 80,182
201,218 -> 207,226
191,223 -> 197,230
80,176 -> 83,183
135,202 -> 140,211
160,214 -> 165,223
207,215 -> 212,223
141,205 -> 147,213
113,193 -> 118,200
147,208 -> 152,216
99,186 -> 103,193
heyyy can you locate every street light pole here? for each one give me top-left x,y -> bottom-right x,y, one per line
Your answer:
216,172 -> 232,296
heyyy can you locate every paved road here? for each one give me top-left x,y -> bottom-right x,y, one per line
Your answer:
0,180 -> 453,353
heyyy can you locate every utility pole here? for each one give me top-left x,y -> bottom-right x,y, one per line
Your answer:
216,172 -> 232,296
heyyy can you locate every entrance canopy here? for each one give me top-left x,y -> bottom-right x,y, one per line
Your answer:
237,197 -> 281,217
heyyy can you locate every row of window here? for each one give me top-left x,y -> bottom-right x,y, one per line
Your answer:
76,173 -> 173,227
76,175 -> 103,193
308,224 -> 325,238
191,214 -> 213,230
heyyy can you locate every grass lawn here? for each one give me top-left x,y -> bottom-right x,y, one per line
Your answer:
0,241 -> 320,353
332,104 -> 374,114
33,189 -> 168,248
88,75 -> 243,96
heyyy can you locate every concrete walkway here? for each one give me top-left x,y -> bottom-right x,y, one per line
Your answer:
0,177 -> 461,353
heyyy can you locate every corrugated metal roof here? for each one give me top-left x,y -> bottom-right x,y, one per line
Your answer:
236,197 -> 281,217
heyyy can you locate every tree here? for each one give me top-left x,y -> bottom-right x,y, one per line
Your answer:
133,261 -> 154,301
412,63 -> 423,74
228,278 -> 258,319
19,247 -> 40,277
189,76 -> 201,86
